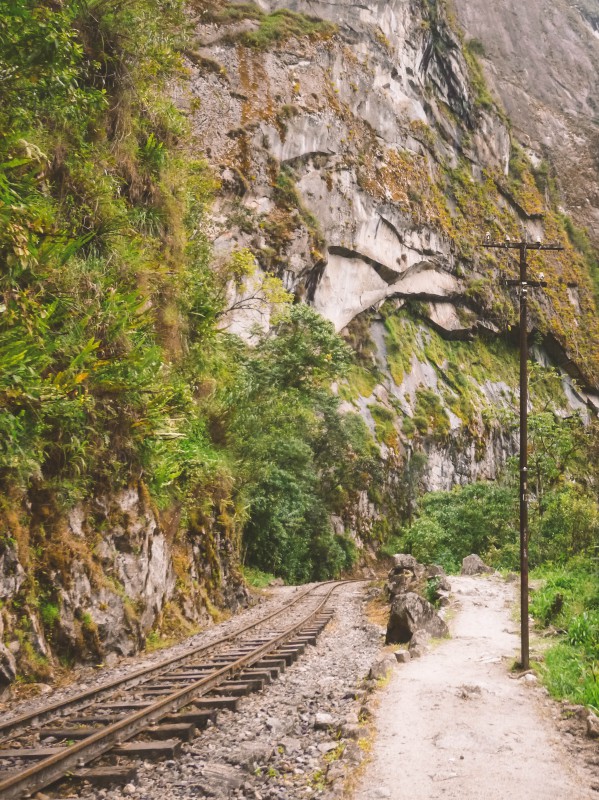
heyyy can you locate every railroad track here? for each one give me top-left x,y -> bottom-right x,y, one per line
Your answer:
0,580 -> 358,800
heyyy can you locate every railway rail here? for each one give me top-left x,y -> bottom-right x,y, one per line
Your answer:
0,580 -> 358,800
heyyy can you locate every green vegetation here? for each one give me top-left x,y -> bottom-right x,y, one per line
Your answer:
463,40 -> 496,111
230,306 -> 371,582
531,562 -> 599,711
384,310 -> 419,385
414,389 -> 450,439
559,213 -> 599,300
398,482 -> 518,572
370,404 -> 397,447
389,395 -> 599,709
197,1 -> 336,49
240,566 -> 279,589
241,9 -> 335,49
395,405 -> 598,571
0,0 -> 374,658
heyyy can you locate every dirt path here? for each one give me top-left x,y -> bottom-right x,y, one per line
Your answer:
354,575 -> 597,800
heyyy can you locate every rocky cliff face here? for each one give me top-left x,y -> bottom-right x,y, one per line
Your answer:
186,0 -> 599,505
0,484 -> 248,696
452,0 -> 599,251
189,0 -> 598,360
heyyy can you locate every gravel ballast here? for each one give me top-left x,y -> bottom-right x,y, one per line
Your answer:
66,582 -> 382,800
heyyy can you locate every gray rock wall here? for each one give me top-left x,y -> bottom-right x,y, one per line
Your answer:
0,484 -> 247,695
187,0 -> 512,338
185,0 -> 598,540
452,0 -> 599,247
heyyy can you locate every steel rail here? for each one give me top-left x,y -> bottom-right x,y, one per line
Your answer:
0,581 -> 351,800
0,581 -> 333,742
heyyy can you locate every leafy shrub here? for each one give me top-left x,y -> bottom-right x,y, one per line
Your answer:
399,482 -> 518,571
40,602 -> 60,629
567,611 -> 599,658
228,305 -> 368,582
531,562 -> 599,711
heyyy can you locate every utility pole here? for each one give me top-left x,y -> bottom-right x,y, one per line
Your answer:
481,237 -> 563,669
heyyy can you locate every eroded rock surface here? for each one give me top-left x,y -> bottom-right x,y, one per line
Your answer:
461,553 -> 493,575
386,591 -> 449,644
453,0 -> 599,249
0,485 -> 248,688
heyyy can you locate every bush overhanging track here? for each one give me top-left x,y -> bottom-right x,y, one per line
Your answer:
0,581 -> 357,800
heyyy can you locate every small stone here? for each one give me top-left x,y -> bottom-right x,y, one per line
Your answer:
227,743 -> 274,769
123,784 -> 136,796
104,652 -> 118,668
437,591 -> 451,607
561,703 -> 588,720
279,737 -> 301,753
461,554 -> 493,575
340,723 -> 361,739
410,630 -> 431,649
523,673 -> 537,684
326,763 -> 345,783
394,649 -> 411,663
314,712 -> 336,730
319,742 -> 338,755
587,713 -> 599,738
368,655 -> 395,680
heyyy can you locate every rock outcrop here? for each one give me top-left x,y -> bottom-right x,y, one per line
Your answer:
0,483 -> 248,690
461,554 -> 493,575
385,554 -> 449,644
452,0 -> 599,250
386,591 -> 449,644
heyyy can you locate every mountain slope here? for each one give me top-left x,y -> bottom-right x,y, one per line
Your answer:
452,0 -> 599,258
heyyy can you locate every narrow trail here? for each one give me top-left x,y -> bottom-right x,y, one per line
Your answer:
355,576 -> 597,800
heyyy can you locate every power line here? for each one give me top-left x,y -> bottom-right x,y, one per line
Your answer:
482,237 -> 564,670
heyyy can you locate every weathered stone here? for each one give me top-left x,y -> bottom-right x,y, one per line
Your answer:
424,564 -> 447,579
341,723 -> 362,739
409,630 -> 431,658
394,649 -> 411,663
368,655 -> 396,680
226,742 -> 274,769
318,742 -> 338,755
392,554 -> 421,572
437,590 -> 451,607
194,763 -> 245,798
0,544 -> 26,600
0,643 -> 17,689
314,712 -> 336,730
387,570 -> 418,597
461,554 -> 493,575
586,713 -> 599,738
386,593 -> 449,644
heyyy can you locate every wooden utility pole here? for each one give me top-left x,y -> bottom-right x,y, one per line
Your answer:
481,238 -> 563,669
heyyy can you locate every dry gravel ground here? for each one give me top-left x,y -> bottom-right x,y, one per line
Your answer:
70,581 -> 382,800
354,575 -> 599,800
